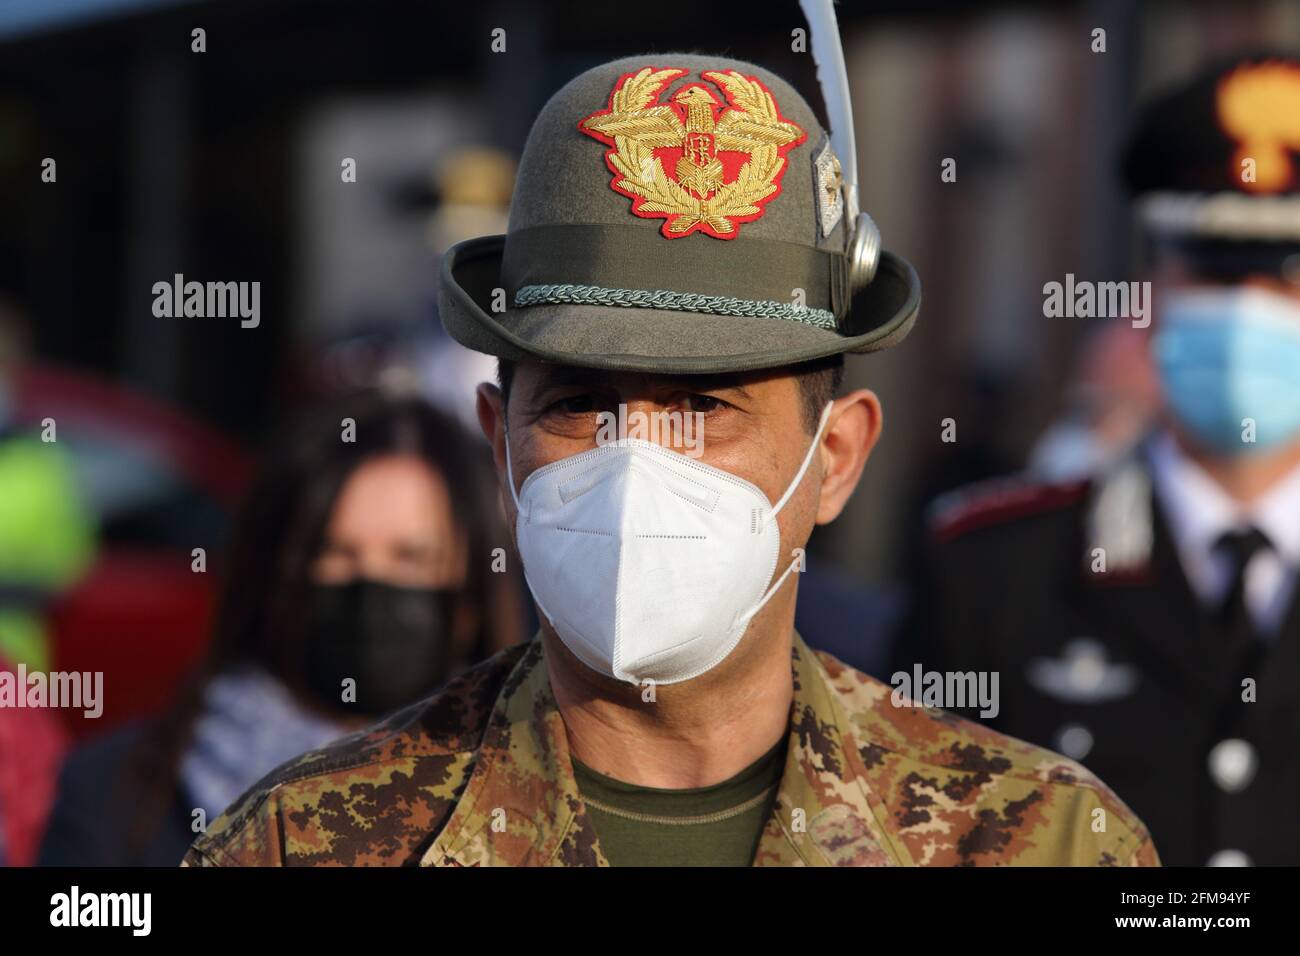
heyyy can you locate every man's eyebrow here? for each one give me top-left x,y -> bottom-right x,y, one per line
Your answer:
534,366 -> 614,389
534,366 -> 755,398
665,374 -> 754,401
684,376 -> 753,399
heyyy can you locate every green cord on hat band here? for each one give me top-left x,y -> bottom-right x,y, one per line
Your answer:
513,283 -> 838,329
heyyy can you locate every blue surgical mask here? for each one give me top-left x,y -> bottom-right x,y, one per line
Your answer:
1153,287 -> 1300,455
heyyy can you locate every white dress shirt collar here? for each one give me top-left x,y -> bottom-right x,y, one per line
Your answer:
1148,430 -> 1300,635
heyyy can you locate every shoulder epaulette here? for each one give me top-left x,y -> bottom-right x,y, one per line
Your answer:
928,473 -> 1091,542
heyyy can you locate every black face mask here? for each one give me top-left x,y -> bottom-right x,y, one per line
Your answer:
301,579 -> 460,717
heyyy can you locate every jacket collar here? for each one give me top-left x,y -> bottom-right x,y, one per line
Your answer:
1083,440 -> 1156,578
420,638 -> 593,866
756,638 -> 906,866
421,634 -> 906,866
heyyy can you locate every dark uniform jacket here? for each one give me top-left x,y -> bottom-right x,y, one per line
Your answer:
906,441 -> 1300,865
39,722 -> 196,866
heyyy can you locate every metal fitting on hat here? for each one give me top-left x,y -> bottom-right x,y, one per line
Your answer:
847,212 -> 881,291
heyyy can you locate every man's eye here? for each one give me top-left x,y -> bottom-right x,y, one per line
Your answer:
682,394 -> 725,413
548,395 -> 597,414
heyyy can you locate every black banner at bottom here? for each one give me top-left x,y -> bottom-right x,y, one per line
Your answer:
0,864 -> 1280,942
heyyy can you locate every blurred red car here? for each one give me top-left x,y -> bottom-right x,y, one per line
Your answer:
12,364 -> 251,739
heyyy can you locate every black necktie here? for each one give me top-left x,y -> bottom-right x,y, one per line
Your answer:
1213,526 -> 1272,646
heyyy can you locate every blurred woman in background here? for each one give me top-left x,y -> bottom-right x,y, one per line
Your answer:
39,390 -> 524,865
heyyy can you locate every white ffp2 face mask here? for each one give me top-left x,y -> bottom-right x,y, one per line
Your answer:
506,403 -> 832,685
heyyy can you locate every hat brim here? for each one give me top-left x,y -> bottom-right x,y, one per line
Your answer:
439,234 -> 920,374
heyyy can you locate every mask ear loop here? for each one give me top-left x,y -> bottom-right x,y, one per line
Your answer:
503,420 -> 523,511
502,421 -> 556,628
737,401 -> 835,627
767,401 -> 834,520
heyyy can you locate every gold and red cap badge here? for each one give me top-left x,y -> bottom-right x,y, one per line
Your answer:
578,66 -> 807,239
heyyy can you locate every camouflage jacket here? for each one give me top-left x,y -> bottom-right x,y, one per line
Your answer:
182,634 -> 1159,866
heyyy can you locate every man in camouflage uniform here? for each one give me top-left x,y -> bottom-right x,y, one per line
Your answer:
184,54 -> 1157,867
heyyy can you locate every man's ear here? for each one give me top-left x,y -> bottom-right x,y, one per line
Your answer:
815,389 -> 882,524
476,382 -> 507,480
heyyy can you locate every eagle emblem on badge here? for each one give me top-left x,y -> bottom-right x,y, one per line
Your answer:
579,67 -> 807,239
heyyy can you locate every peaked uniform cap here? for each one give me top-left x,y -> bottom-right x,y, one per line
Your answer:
1122,51 -> 1300,255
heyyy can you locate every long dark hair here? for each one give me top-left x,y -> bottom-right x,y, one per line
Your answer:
125,390 -> 519,852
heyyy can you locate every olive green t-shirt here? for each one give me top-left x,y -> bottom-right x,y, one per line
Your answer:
570,735 -> 788,867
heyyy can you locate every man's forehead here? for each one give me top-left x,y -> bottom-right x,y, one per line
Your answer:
1153,240 -> 1300,286
519,362 -> 790,394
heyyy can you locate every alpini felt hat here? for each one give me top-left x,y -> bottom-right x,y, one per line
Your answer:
439,53 -> 921,374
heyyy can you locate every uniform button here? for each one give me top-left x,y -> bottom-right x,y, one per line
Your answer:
1067,643 -> 1108,694
1206,849 -> 1253,867
1055,723 -> 1094,761
1207,738 -> 1257,793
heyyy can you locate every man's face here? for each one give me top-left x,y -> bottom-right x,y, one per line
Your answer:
1150,253 -> 1300,324
474,359 -> 880,684
1147,250 -> 1300,458
476,358 -> 878,589
1146,251 -> 1300,380
493,363 -> 821,525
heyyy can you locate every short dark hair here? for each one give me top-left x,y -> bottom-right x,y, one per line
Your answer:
496,353 -> 844,434
789,354 -> 845,433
